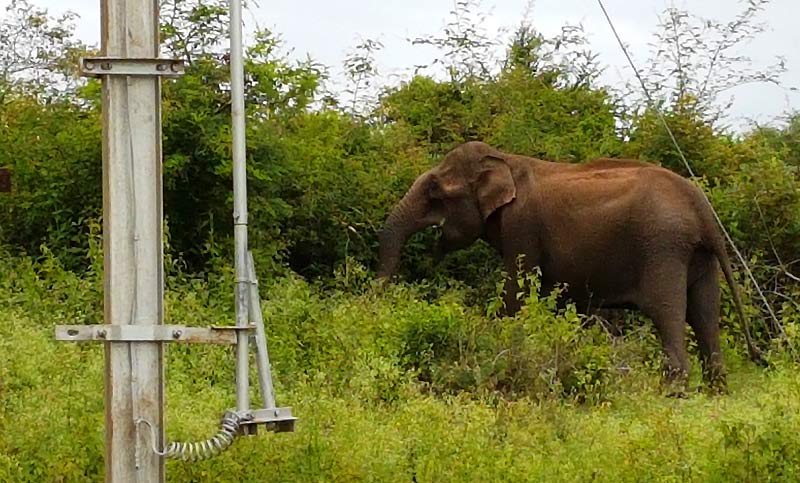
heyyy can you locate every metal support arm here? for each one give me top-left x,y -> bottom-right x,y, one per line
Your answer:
55,324 -> 246,345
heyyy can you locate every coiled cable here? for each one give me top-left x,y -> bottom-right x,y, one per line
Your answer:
136,410 -> 250,462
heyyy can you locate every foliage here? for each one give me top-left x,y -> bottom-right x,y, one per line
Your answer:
0,96 -> 102,264
161,0 -> 230,63
341,38 -> 384,118
485,67 -> 622,161
0,0 -> 90,101
634,0 -> 788,125
0,0 -> 799,476
0,0 -> 794,296
1,253 -> 800,482
1,0 -> 800,480
623,100 -> 721,177
505,18 -> 602,90
410,0 -> 501,82
747,111 -> 800,168
380,76 -> 487,151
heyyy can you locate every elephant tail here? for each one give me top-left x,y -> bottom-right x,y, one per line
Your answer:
710,231 -> 765,365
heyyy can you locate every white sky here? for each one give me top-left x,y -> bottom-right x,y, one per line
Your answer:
4,0 -> 799,130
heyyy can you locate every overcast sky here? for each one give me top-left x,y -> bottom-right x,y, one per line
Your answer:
4,0 -> 799,130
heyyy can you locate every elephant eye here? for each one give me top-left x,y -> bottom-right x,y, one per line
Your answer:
428,179 -> 445,199
427,198 -> 444,213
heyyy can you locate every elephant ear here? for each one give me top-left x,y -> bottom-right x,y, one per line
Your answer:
476,155 -> 516,220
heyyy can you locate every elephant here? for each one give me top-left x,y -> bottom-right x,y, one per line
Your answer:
377,141 -> 760,392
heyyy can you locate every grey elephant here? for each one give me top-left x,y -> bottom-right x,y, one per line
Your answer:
377,141 -> 760,391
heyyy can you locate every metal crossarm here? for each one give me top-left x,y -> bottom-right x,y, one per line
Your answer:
55,324 -> 244,345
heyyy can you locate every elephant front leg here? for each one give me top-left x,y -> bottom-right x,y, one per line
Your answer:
501,274 -> 523,316
499,255 -> 532,316
498,251 -> 542,317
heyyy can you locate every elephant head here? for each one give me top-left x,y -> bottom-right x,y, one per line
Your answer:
377,141 -> 516,279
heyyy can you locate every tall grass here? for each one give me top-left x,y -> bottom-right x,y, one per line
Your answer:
1,252 -> 799,482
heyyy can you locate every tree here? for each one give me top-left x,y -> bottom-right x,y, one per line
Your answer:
0,0 -> 89,102
410,0 -> 500,82
636,0 -> 788,125
505,20 -> 601,91
341,37 -> 383,119
161,0 -> 229,64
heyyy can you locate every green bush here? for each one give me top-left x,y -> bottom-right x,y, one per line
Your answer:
0,95 -> 102,267
486,67 -> 623,161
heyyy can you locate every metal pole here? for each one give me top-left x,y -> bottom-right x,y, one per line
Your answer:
229,0 -> 251,418
100,0 -> 164,480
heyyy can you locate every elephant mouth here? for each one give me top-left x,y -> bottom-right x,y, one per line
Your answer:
435,228 -> 474,258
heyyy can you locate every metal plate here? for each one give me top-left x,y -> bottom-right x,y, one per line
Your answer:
80,57 -> 185,77
240,407 -> 297,433
55,324 -> 243,345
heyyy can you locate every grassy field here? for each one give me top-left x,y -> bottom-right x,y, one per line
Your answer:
1,255 -> 798,482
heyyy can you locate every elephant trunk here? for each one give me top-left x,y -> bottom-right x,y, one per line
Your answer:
376,225 -> 409,280
377,175 -> 432,280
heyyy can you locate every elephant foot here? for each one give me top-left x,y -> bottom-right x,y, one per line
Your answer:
699,378 -> 728,396
697,385 -> 728,397
662,380 -> 690,399
700,364 -> 728,396
660,367 -> 689,398
666,389 -> 689,399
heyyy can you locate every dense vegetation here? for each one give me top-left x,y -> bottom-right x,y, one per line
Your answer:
1,0 -> 799,481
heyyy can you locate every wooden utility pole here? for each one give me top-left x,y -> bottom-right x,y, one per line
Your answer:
101,0 -> 164,480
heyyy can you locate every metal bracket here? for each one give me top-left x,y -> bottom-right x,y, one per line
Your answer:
55,324 -> 251,345
239,407 -> 297,433
80,57 -> 185,78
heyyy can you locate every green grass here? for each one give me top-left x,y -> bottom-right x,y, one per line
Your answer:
1,255 -> 798,482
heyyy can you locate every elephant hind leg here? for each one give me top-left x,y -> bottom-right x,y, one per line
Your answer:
686,256 -> 726,392
638,262 -> 690,394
